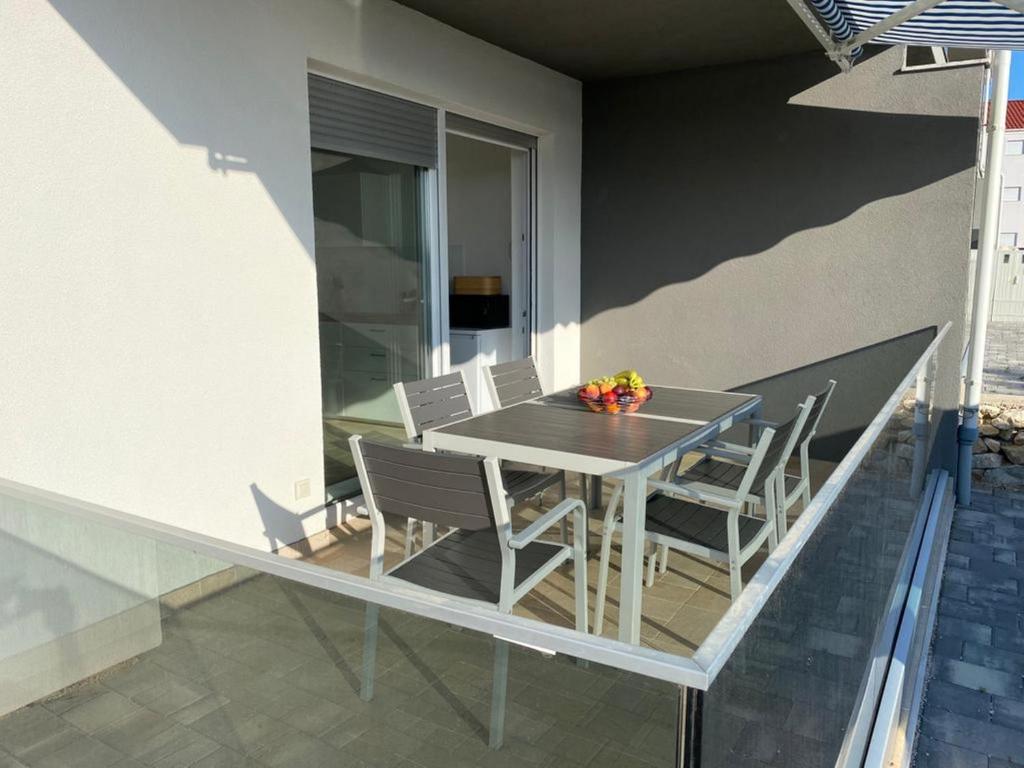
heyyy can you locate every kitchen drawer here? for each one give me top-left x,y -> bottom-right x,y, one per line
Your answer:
341,371 -> 400,423
342,323 -> 391,352
344,345 -> 390,374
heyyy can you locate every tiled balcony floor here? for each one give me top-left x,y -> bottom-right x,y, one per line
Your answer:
305,464 -> 835,657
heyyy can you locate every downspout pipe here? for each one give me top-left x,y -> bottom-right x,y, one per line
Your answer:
958,49 -> 1012,506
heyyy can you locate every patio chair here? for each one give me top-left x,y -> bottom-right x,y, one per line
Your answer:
686,380 -> 836,536
350,436 -> 588,749
393,371 -> 567,555
483,356 -> 590,523
593,401 -> 810,633
483,357 -> 545,408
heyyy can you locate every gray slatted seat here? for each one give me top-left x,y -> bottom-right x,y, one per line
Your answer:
643,495 -> 765,554
682,457 -> 802,497
389,529 -> 564,604
350,437 -> 588,750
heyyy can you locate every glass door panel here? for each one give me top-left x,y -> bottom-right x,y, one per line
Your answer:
311,149 -> 429,500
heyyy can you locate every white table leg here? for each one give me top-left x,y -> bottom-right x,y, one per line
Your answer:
617,470 -> 646,644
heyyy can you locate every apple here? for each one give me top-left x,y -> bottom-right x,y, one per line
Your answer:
612,384 -> 628,396
602,391 -> 617,405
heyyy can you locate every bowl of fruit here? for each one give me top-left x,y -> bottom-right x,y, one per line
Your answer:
577,370 -> 653,414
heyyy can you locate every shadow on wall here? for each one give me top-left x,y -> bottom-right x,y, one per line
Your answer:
729,327 -> 937,463
47,0 -> 316,250
581,50 -> 979,315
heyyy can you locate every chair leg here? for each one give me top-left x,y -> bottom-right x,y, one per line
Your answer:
360,603 -> 380,702
422,521 -> 435,547
573,505 -> 588,634
489,639 -> 510,750
657,544 -> 669,574
594,485 -> 623,636
802,482 -> 812,510
727,512 -> 742,601
557,475 -> 569,544
645,547 -> 657,587
766,480 -> 779,553
404,519 -> 416,558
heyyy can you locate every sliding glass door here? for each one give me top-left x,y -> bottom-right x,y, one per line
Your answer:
312,149 -> 430,500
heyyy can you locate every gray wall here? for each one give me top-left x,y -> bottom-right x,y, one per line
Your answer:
581,47 -> 984,465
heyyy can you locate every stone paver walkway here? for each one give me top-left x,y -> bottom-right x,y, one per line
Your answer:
914,488 -> 1024,767
985,322 -> 1024,396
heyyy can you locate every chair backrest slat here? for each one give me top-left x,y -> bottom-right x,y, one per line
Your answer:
748,398 -> 814,489
486,357 -> 544,408
353,439 -> 496,531
796,380 -> 837,448
397,372 -> 473,438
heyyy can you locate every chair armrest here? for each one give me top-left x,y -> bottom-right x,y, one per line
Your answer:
508,498 -> 586,550
698,443 -> 756,460
647,480 -> 741,510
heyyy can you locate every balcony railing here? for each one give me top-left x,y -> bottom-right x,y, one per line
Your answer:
0,323 -> 950,767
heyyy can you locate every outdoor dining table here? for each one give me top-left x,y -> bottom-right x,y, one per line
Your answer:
420,384 -> 763,645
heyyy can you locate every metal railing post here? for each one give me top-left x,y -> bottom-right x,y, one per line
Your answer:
959,49 -> 1012,506
676,686 -> 704,768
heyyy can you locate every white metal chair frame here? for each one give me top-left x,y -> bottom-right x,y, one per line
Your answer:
592,399 -> 812,635
350,435 -> 587,749
697,380 -> 836,536
394,367 -> 567,555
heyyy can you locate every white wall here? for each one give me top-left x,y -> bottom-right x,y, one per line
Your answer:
1000,127 -> 1024,247
0,0 -> 581,550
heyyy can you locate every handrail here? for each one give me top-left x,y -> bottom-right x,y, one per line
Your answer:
692,322 -> 952,684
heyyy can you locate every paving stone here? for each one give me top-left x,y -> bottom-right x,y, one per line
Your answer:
939,616 -> 994,646
60,691 -> 143,734
93,708 -> 180,759
963,642 -> 1024,676
30,733 -> 129,768
925,680 -> 993,720
914,734 -> 987,768
921,708 -> 1024,764
992,695 -> 1024,731
937,658 -> 1024,700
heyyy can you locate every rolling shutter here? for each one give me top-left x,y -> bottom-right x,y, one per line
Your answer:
308,74 -> 437,168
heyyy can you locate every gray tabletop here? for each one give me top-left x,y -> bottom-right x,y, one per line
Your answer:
428,385 -> 761,469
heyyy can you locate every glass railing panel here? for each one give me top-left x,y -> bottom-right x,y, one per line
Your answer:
697,340 -> 942,768
0,488 -> 679,768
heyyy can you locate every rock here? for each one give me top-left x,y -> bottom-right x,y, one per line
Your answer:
982,465 -> 1024,488
1007,409 -> 1024,429
897,429 -> 914,443
894,443 -> 916,461
985,438 -> 1003,453
980,424 -> 1000,437
1001,429 -> 1016,441
1014,432 -> 1024,446
980,404 -> 1003,418
992,417 -> 1012,431
972,452 -> 1006,469
973,440 -> 989,454
1003,444 -> 1024,465
902,398 -> 917,411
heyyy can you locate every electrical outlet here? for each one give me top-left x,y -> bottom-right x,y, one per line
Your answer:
294,478 -> 311,501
